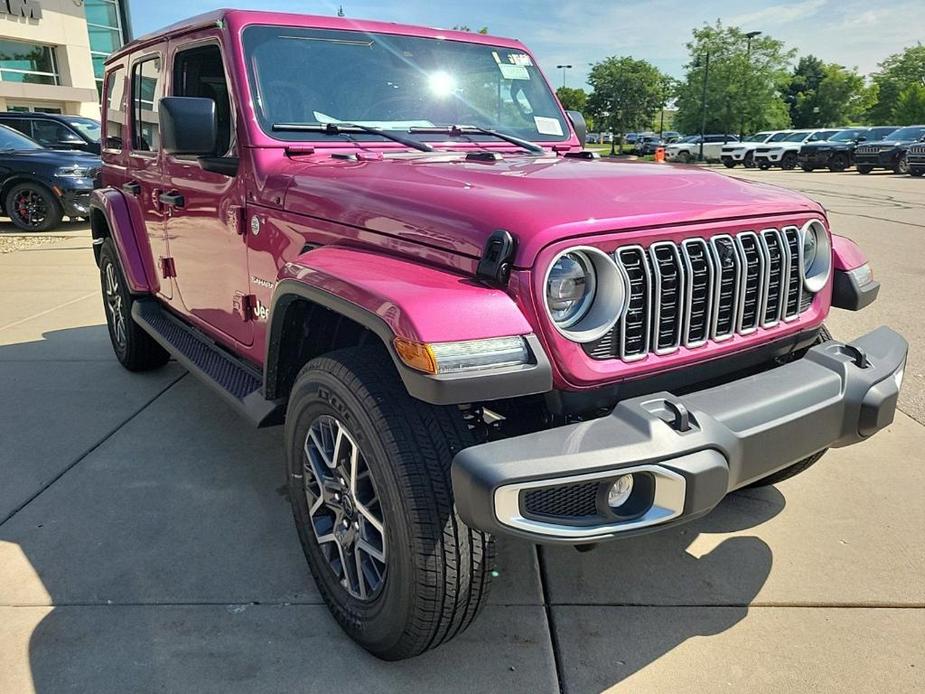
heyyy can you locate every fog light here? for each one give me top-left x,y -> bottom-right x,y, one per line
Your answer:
607,474 -> 634,508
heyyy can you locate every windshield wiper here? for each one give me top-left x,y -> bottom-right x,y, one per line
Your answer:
409,125 -> 545,154
272,122 -> 434,152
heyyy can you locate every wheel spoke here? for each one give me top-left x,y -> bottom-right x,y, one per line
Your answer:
357,537 -> 385,563
356,500 -> 383,535
354,549 -> 367,599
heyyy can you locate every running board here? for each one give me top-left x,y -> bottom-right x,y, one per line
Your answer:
131,298 -> 284,427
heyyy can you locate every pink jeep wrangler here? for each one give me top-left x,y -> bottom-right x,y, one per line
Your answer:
92,10 -> 906,659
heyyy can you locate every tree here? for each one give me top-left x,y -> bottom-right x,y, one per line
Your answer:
868,45 -> 925,123
893,83 -> 925,124
451,25 -> 489,34
788,59 -> 871,127
555,86 -> 587,113
674,22 -> 793,137
587,57 -> 672,155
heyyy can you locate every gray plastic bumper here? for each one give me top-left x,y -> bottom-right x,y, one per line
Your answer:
452,326 -> 907,543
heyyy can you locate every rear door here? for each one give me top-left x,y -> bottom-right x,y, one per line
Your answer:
161,35 -> 253,347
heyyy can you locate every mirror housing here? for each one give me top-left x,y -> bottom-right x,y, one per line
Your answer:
159,96 -> 217,156
566,110 -> 587,147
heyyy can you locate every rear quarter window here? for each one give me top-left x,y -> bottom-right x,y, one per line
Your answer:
103,66 -> 126,150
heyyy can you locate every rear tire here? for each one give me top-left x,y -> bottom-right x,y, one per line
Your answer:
5,182 -> 62,232
800,164 -> 814,172
828,153 -> 849,172
745,326 -> 833,488
893,153 -> 909,175
285,346 -> 494,660
98,239 -> 170,372
677,150 -> 692,163
723,161 -> 736,168
744,151 -> 756,168
781,152 -> 797,170
758,162 -> 771,170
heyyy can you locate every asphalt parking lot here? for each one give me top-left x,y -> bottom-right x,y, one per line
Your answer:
1,167 -> 923,693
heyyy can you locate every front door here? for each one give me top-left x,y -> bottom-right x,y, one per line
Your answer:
161,37 -> 253,347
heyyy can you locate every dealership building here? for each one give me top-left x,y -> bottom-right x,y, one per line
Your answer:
0,0 -> 131,118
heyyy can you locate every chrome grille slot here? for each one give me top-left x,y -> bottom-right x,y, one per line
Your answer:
709,235 -> 740,340
759,228 -> 787,327
649,242 -> 685,354
736,232 -> 764,333
782,227 -> 802,319
615,247 -> 651,360
581,226 -> 820,362
681,239 -> 713,347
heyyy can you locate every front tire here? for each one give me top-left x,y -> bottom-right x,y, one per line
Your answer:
800,164 -> 814,172
746,326 -> 833,488
857,165 -> 873,175
677,150 -> 692,163
781,152 -> 797,170
286,346 -> 494,660
723,161 -> 736,169
758,162 -> 771,170
894,153 -> 909,175
828,153 -> 849,172
98,239 -> 169,372
5,182 -> 63,232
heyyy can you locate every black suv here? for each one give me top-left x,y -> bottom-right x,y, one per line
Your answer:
0,112 -> 101,154
798,126 -> 899,172
0,124 -> 100,231
853,125 -> 925,174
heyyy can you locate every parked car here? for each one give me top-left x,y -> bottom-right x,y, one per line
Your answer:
753,129 -> 840,170
798,126 -> 900,172
854,125 -> 925,174
907,142 -> 925,176
624,132 -> 639,144
721,130 -> 792,168
0,123 -> 99,231
665,134 -> 738,162
634,134 -> 663,155
0,112 -> 102,154
661,130 -> 681,143
92,9 -> 905,661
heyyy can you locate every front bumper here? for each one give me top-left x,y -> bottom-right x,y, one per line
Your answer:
721,150 -> 747,162
755,150 -> 785,164
798,150 -> 835,167
855,150 -> 898,168
452,327 -> 907,543
55,180 -> 94,217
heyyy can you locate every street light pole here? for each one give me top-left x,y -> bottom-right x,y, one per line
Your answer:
739,30 -> 762,140
698,51 -> 710,162
555,64 -> 573,89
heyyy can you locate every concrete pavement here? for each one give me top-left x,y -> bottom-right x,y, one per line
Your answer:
1,170 -> 924,694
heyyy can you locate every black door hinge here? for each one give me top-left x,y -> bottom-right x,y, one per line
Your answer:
476,229 -> 516,287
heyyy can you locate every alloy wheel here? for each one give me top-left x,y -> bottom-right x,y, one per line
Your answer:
302,414 -> 387,601
13,189 -> 48,229
104,262 -> 127,350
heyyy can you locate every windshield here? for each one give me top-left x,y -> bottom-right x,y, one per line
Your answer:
65,117 -> 101,142
0,124 -> 42,151
782,131 -> 811,142
677,135 -> 699,143
887,126 -> 925,141
867,127 -> 898,140
243,26 -> 568,144
809,130 -> 839,141
829,129 -> 864,142
743,132 -> 772,142
768,132 -> 790,142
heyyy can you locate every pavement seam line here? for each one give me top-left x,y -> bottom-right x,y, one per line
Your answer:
536,545 -> 567,694
0,292 -> 97,332
0,372 -> 187,528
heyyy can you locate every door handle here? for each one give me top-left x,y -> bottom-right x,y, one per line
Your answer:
158,191 -> 185,208
122,181 -> 141,196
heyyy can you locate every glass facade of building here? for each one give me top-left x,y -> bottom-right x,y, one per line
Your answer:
85,0 -> 130,95
0,39 -> 59,85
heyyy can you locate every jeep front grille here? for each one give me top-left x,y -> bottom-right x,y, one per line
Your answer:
585,227 -> 812,361
909,144 -> 925,165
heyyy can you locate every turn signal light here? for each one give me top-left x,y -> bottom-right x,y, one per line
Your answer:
394,336 -> 530,375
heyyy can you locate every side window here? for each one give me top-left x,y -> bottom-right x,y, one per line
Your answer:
172,44 -> 232,155
32,120 -> 81,147
0,118 -> 31,138
132,56 -> 162,152
103,66 -> 126,150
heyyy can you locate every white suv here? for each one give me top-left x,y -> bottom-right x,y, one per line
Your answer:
753,129 -> 840,170
721,131 -> 792,168
665,134 -> 738,163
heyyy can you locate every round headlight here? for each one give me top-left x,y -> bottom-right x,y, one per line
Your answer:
544,247 -> 626,343
800,220 -> 832,294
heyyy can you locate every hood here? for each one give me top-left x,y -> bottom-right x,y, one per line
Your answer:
281,153 -> 823,266
0,148 -> 100,167
802,141 -> 851,150
863,139 -> 916,148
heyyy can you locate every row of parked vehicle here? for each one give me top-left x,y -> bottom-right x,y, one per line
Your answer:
0,111 -> 102,231
664,125 -> 925,176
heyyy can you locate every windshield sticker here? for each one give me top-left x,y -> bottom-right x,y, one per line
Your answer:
509,53 -> 534,67
534,116 -> 563,136
499,63 -> 530,80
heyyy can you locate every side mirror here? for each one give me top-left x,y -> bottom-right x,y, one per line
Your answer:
566,110 -> 587,147
857,136 -> 867,142
159,96 -> 217,156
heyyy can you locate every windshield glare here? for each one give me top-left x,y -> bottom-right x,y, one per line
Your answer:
888,126 -> 925,141
782,131 -> 811,142
66,117 -> 101,142
244,26 -> 568,143
868,127 -> 898,140
0,124 -> 42,151
743,132 -> 772,142
829,129 -> 864,142
768,132 -> 790,142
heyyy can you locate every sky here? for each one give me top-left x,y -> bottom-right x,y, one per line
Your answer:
128,0 -> 924,88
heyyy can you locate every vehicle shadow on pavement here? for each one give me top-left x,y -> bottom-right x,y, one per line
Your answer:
542,488 -> 783,690
1,326 -> 782,692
